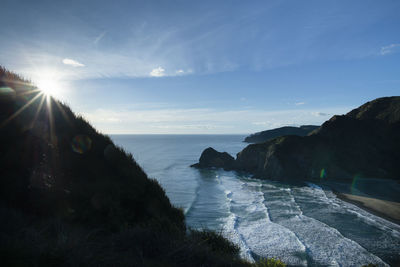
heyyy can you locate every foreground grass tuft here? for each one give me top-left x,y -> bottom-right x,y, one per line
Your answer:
255,258 -> 286,267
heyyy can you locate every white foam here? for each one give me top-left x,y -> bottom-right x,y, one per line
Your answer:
300,184 -> 400,238
201,174 -> 399,266
237,217 -> 307,266
306,182 -> 322,190
330,193 -> 400,238
283,214 -> 387,266
223,213 -> 255,262
277,185 -> 389,266
220,176 -> 308,266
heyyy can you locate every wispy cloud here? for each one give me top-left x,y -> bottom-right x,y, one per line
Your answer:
150,66 -> 166,77
2,1 -> 398,81
380,43 -> 400,55
312,112 -> 329,116
252,121 -> 270,126
94,31 -> 107,44
80,106 -> 349,134
62,58 -> 85,67
252,121 -> 299,128
295,102 -> 305,106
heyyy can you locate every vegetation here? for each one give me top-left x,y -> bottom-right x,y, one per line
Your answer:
255,258 -> 286,267
0,66 -> 285,266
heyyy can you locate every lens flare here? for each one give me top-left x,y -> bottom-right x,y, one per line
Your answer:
320,168 -> 326,179
0,87 -> 16,99
71,135 -> 92,154
351,174 -> 361,194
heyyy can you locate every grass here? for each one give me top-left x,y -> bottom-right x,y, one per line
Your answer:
255,258 -> 286,267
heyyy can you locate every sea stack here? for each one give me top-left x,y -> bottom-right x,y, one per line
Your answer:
191,147 -> 235,170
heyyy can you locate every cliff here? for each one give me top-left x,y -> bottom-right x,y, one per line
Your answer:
244,125 -> 320,143
193,97 -> 400,181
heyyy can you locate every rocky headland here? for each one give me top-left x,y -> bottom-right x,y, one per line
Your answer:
192,97 -> 400,182
244,125 -> 320,143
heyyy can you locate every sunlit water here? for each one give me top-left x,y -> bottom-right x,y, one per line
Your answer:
111,135 -> 400,266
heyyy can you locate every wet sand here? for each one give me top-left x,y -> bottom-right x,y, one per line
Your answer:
335,192 -> 400,225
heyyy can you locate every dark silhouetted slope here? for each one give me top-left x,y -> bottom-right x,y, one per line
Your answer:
0,66 -> 183,229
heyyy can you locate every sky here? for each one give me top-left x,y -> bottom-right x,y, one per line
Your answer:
1,0 -> 399,134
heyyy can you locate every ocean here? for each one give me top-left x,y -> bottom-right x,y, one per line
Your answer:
111,134 -> 400,266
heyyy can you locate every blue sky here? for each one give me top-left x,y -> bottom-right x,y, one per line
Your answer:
1,0 -> 399,134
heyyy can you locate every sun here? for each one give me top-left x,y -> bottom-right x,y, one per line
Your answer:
36,77 -> 61,98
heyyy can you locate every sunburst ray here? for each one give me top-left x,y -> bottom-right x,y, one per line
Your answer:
0,91 -> 44,128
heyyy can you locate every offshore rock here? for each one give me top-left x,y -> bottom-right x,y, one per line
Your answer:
191,147 -> 235,170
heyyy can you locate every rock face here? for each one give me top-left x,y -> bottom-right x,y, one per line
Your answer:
244,125 -> 320,143
192,97 -> 400,181
191,147 -> 235,170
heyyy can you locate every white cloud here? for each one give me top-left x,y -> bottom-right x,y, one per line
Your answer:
295,102 -> 305,106
380,43 -> 400,55
62,58 -> 85,67
152,124 -> 219,130
176,69 -> 185,75
150,66 -> 166,77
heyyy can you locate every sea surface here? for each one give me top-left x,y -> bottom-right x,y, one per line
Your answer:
111,134 -> 400,266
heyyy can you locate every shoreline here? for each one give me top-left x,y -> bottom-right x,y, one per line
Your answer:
334,192 -> 400,226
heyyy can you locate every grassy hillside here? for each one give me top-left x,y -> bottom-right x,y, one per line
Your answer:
0,66 -> 285,266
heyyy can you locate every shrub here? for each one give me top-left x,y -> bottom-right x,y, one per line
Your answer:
189,229 -> 240,256
255,258 -> 286,267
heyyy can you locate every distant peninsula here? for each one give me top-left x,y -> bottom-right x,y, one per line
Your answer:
192,96 -> 400,182
244,125 -> 320,143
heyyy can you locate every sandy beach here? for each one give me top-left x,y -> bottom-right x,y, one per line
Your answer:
336,193 -> 400,225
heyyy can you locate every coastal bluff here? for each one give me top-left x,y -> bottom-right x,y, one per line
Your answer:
192,96 -> 400,181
